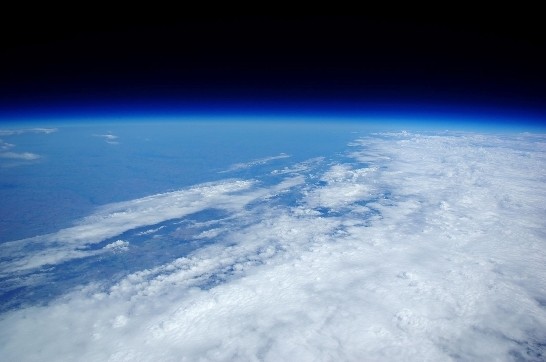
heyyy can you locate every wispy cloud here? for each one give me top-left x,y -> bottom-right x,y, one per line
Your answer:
0,132 -> 545,361
94,133 -> 119,144
271,156 -> 324,175
0,128 -> 55,163
0,152 -> 40,160
136,226 -> 166,236
0,139 -> 15,150
0,128 -> 57,136
220,153 -> 290,173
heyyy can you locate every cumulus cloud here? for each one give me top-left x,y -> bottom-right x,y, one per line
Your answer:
303,164 -> 379,209
104,240 -> 129,252
0,152 -> 41,160
0,132 -> 545,361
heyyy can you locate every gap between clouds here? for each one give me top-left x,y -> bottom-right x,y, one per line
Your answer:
0,177 -> 305,276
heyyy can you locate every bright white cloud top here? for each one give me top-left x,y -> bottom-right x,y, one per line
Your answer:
0,130 -> 545,361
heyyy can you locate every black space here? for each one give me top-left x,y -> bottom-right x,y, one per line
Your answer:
1,15 -> 545,118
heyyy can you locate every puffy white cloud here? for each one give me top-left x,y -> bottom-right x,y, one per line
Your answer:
303,164 -> 379,209
104,240 -> 130,252
1,132 -> 545,361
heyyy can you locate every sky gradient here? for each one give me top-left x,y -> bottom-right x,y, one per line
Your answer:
1,16 -> 545,129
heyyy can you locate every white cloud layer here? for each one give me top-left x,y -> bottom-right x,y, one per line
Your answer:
303,163 -> 379,209
1,132 -> 545,361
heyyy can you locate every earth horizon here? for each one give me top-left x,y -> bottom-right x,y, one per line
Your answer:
0,118 -> 545,361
